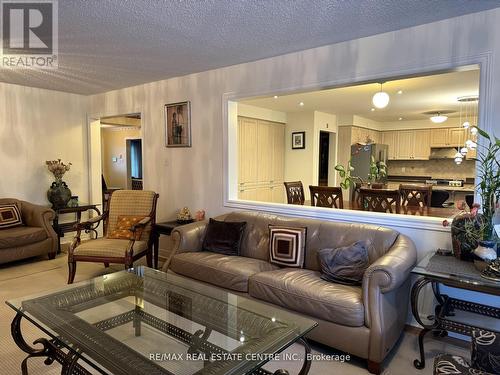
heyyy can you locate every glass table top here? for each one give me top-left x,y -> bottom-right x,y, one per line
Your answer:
412,251 -> 500,295
6,267 -> 317,375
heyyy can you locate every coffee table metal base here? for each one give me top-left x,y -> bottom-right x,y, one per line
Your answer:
11,311 -> 312,375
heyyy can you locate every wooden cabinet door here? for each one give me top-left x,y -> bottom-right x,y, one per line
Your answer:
270,184 -> 285,203
239,187 -> 258,201
370,129 -> 381,144
271,123 -> 285,184
382,131 -> 398,160
238,117 -> 258,184
255,185 -> 272,202
430,128 -> 449,147
449,128 -> 467,146
413,129 -> 431,159
256,120 -> 273,183
396,130 -> 414,159
351,127 -> 362,144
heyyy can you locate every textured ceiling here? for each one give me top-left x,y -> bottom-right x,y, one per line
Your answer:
241,68 -> 480,122
0,0 -> 498,95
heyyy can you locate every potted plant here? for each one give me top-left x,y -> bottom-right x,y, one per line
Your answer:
334,156 -> 387,189
46,159 -> 72,209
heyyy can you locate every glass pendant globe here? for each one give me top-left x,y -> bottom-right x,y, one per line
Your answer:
462,121 -> 470,129
372,91 -> 390,109
470,127 -> 478,136
454,152 -> 463,159
460,147 -> 468,155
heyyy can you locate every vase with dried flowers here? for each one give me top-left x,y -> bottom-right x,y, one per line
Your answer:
46,159 -> 72,209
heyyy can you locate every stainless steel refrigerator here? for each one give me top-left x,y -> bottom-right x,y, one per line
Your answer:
350,144 -> 388,182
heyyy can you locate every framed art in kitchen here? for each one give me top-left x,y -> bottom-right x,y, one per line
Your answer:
291,131 -> 305,149
165,101 -> 191,147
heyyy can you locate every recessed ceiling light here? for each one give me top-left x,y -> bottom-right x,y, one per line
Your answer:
370,108 -> 375,112
398,117 -> 403,121
397,90 -> 403,95
273,95 -> 278,99
299,102 -> 304,106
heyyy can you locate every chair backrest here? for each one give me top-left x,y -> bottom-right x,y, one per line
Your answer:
309,186 -> 343,208
360,188 -> 401,214
430,190 -> 450,208
284,181 -> 305,205
107,190 -> 158,241
399,184 -> 432,207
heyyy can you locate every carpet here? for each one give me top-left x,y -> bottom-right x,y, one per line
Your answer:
0,254 -> 468,374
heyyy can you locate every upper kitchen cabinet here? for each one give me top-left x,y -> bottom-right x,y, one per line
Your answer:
351,126 -> 381,144
430,128 -> 467,147
382,131 -> 398,160
382,129 -> 430,160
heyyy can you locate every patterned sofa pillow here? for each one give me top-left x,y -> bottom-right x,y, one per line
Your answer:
0,204 -> 23,229
269,225 -> 307,268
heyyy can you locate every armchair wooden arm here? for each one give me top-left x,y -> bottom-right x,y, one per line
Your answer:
73,212 -> 108,231
129,216 -> 151,233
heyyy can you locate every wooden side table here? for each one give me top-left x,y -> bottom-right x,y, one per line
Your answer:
52,203 -> 101,253
152,220 -> 194,269
410,251 -> 500,370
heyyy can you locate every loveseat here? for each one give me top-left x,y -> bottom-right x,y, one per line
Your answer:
0,198 -> 57,264
164,211 -> 417,374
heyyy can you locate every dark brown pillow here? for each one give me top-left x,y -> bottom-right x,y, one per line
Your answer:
202,218 -> 246,256
318,240 -> 371,285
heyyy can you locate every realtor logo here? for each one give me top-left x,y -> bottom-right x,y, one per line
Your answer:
1,0 -> 58,68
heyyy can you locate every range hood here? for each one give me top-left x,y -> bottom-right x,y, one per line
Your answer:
429,147 -> 459,160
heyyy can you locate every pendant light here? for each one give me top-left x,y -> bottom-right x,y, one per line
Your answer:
430,113 -> 448,123
372,83 -> 390,109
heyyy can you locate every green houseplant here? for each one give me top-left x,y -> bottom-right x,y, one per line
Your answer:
334,156 -> 387,189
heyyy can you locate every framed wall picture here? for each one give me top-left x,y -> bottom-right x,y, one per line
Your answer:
291,131 -> 305,149
165,101 -> 191,147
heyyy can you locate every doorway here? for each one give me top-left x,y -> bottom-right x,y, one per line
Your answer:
88,113 -> 143,216
318,131 -> 337,186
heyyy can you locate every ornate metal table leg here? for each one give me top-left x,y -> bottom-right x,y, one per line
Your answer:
273,337 -> 311,375
61,349 -> 82,375
12,312 -> 55,374
411,277 -> 442,370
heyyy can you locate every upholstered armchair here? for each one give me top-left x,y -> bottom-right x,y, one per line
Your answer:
67,190 -> 159,284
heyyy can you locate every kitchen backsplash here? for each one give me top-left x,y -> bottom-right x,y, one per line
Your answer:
387,159 -> 475,180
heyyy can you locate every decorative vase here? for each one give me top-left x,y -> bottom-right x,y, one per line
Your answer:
47,180 -> 72,209
450,213 -> 481,261
474,240 -> 497,261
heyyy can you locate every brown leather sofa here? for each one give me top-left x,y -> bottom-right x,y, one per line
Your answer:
0,198 -> 57,264
165,211 -> 417,374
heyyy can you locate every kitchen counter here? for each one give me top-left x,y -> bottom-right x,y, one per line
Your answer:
387,182 -> 475,192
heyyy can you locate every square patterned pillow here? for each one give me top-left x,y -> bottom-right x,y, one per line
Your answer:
0,204 -> 23,229
108,215 -> 146,240
269,225 -> 307,268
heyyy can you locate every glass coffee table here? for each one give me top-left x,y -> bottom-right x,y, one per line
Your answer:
6,267 -> 317,375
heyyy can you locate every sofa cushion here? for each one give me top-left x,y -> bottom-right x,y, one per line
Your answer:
269,225 -> 307,268
202,218 -> 246,256
170,252 -> 278,292
318,240 -> 371,285
249,268 -> 365,327
0,226 -> 46,249
0,203 -> 23,229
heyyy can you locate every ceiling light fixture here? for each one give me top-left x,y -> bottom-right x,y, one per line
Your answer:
370,108 -> 375,112
430,113 -> 448,123
273,95 -> 278,99
397,90 -> 403,95
299,102 -> 304,106
372,83 -> 390,109
398,117 -> 403,121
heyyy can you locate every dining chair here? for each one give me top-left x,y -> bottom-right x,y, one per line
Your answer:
359,187 -> 401,214
284,181 -> 305,205
399,184 -> 432,207
67,190 -> 159,284
431,190 -> 450,208
309,186 -> 343,208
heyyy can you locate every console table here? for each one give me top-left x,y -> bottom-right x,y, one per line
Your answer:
52,203 -> 101,252
410,251 -> 500,370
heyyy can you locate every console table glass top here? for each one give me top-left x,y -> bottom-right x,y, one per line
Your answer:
412,251 -> 500,296
7,267 -> 317,375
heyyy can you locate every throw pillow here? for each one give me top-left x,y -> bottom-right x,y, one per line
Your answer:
202,218 -> 247,256
318,240 -> 371,285
471,329 -> 500,374
269,225 -> 307,268
108,215 -> 147,240
0,203 -> 23,229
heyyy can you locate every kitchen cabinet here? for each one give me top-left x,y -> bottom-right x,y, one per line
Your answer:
382,129 -> 430,160
351,126 -> 380,144
238,116 -> 285,203
382,131 -> 398,160
430,128 -> 467,147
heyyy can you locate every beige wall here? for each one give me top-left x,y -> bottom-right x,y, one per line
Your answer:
387,159 -> 476,180
237,103 -> 287,123
101,126 -> 141,189
0,82 -> 88,205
